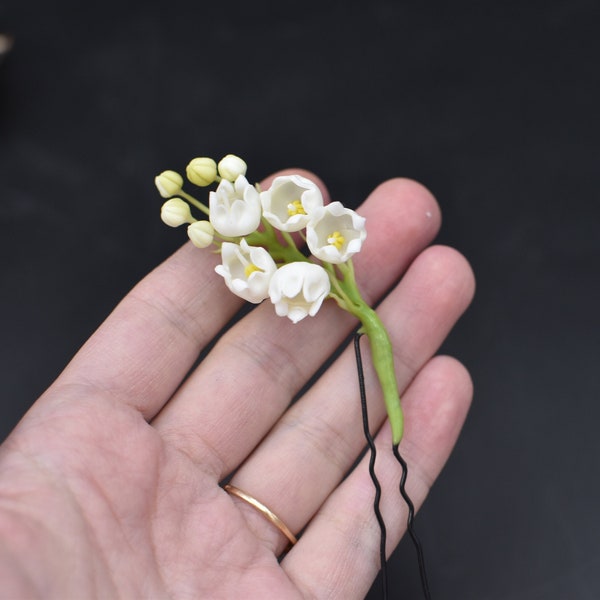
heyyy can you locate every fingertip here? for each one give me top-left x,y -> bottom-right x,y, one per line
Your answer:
419,244 -> 476,311
373,176 -> 439,204
361,178 -> 442,259
422,354 -> 474,453
426,354 -> 475,413
353,179 -> 443,302
369,177 -> 442,229
400,354 -> 474,489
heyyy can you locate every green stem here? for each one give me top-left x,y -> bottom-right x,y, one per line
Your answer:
335,261 -> 404,444
251,228 -> 308,264
357,305 -> 403,444
180,190 -> 210,216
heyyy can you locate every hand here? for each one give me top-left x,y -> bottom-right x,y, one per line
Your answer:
0,173 -> 474,599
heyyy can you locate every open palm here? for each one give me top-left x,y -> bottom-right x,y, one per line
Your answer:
0,173 -> 474,599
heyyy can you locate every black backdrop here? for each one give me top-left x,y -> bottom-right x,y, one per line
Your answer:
1,1 -> 599,598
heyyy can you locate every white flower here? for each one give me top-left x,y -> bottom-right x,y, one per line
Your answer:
187,220 -> 214,248
209,175 -> 262,237
268,262 -> 331,323
155,170 -> 183,198
306,202 -> 366,264
260,174 -> 323,232
215,239 -> 277,303
160,198 -> 194,227
218,154 -> 247,181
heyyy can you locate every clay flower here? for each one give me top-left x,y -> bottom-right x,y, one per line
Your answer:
268,262 -> 331,323
160,198 -> 195,227
155,170 -> 183,198
306,202 -> 367,264
215,239 -> 277,303
260,174 -> 323,232
187,220 -> 215,248
186,157 -> 217,187
156,154 -> 404,443
217,154 -> 247,182
209,175 -> 262,237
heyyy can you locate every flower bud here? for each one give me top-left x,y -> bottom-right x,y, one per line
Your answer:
187,220 -> 215,248
155,170 -> 183,198
186,157 -> 217,187
160,198 -> 194,227
217,154 -> 247,182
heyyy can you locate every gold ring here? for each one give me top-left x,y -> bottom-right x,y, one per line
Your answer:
224,484 -> 298,547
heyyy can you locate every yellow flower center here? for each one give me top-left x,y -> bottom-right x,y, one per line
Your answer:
244,263 -> 263,278
327,231 -> 345,250
287,199 -> 306,216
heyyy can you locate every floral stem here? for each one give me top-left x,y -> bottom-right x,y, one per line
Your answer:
180,190 -> 210,216
335,262 -> 404,444
356,305 -> 404,445
265,231 -> 307,264
280,230 -> 298,251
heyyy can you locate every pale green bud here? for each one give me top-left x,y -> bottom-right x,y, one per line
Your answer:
155,170 -> 183,198
160,198 -> 194,227
186,157 -> 217,187
217,154 -> 247,182
187,220 -> 215,248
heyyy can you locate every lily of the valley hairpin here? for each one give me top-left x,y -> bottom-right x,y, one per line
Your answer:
155,154 -> 431,599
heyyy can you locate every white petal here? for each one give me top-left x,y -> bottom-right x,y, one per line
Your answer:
260,174 -> 323,232
268,262 -> 330,323
288,306 -> 309,323
306,202 -> 366,264
218,154 -> 247,181
209,177 -> 261,237
215,241 -> 276,303
280,268 -> 304,298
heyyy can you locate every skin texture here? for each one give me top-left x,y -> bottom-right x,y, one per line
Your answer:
0,172 -> 475,599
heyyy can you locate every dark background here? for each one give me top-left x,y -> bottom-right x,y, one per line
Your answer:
1,1 -> 599,598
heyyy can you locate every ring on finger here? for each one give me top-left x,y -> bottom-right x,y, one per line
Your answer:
224,484 -> 298,549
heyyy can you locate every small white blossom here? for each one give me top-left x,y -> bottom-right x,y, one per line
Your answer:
160,198 -> 194,227
306,202 -> 366,264
155,170 -> 183,198
268,262 -> 331,323
260,174 -> 323,232
186,157 -> 217,187
209,175 -> 262,237
187,220 -> 215,248
218,154 -> 247,182
215,239 -> 277,303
